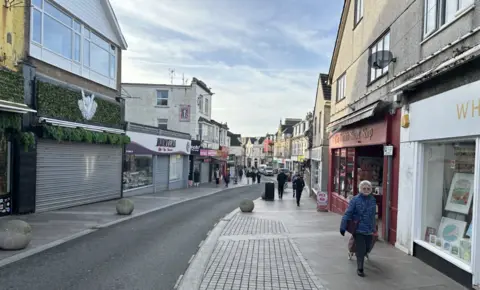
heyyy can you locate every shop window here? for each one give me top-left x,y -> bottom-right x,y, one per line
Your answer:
332,148 -> 355,198
123,155 -> 153,190
421,141 -> 475,265
170,155 -> 183,180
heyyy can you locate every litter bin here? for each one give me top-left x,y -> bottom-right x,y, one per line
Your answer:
264,182 -> 275,201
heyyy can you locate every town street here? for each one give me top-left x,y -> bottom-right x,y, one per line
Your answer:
0,185 -> 263,290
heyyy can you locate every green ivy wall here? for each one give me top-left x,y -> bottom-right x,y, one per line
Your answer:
36,81 -> 122,127
0,69 -> 24,103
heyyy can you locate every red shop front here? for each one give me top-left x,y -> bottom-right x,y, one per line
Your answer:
328,110 -> 400,245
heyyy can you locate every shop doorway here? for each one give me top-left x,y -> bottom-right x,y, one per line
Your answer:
356,145 -> 385,240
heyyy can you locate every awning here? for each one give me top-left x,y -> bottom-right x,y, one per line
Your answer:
38,117 -> 125,134
390,42 -> 480,93
0,100 -> 36,114
326,101 -> 386,132
126,141 -> 157,155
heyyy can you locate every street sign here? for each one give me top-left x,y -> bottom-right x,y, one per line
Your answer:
384,145 -> 394,156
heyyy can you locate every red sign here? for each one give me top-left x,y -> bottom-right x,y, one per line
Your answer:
329,121 -> 387,149
317,191 -> 328,212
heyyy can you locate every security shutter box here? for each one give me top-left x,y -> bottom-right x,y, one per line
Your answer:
36,140 -> 122,213
155,155 -> 169,191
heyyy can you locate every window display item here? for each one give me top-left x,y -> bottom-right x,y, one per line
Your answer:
466,222 -> 472,238
425,227 -> 437,241
438,217 -> 466,244
429,234 -> 437,244
451,244 -> 460,257
445,173 -> 474,215
459,239 -> 471,262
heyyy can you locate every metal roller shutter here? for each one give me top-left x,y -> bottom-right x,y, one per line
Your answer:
200,162 -> 209,183
36,140 -> 122,213
155,156 -> 169,191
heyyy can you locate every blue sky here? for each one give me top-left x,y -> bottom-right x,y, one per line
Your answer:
110,0 -> 343,136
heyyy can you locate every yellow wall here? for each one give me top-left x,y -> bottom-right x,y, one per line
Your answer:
0,2 -> 26,71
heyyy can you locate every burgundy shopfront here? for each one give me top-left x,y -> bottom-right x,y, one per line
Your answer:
328,111 -> 401,245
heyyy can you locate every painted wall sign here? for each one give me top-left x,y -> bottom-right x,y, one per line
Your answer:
408,80 -> 480,141
329,121 -> 387,149
179,105 -> 191,122
126,131 -> 191,155
78,90 -> 97,120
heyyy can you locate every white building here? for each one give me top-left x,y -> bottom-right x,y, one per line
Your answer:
291,117 -> 310,173
311,74 -> 331,193
244,137 -> 266,168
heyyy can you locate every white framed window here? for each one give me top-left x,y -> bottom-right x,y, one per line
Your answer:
169,155 -> 183,180
198,95 -> 204,111
157,118 -> 168,129
336,73 -> 346,102
369,31 -> 390,83
354,0 -> 364,25
423,0 -> 474,37
156,90 -> 168,106
30,0 -> 117,88
205,98 -> 209,114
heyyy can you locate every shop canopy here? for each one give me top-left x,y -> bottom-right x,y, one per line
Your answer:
126,130 -> 191,155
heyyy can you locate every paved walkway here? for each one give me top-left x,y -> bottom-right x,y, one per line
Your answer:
195,190 -> 466,290
0,178 -> 252,267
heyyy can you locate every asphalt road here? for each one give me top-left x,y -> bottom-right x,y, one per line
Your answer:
0,184 -> 264,290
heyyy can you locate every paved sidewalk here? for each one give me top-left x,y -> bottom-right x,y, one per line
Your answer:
0,178 -> 252,267
197,191 -> 466,290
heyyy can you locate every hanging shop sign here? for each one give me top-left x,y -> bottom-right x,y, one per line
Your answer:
329,121 -> 387,149
126,131 -> 191,155
190,140 -> 202,155
200,149 -> 217,156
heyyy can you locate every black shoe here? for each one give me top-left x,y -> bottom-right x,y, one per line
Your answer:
357,269 -> 365,277
297,203 -> 300,207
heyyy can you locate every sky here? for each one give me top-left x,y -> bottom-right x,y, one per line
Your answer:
110,0 -> 343,136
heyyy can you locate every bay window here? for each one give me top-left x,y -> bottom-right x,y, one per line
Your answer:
30,0 -> 117,87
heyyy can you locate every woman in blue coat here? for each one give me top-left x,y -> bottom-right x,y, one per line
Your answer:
340,180 -> 377,277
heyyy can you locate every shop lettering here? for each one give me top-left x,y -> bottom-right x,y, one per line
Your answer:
333,127 -> 374,144
457,100 -> 480,120
156,138 -> 176,148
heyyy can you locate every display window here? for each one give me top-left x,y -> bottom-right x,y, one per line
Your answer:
123,155 -> 153,190
421,141 -> 475,266
332,148 -> 355,198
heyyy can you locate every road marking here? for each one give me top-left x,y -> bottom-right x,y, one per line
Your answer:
207,230 -> 212,236
198,240 -> 205,248
188,254 -> 195,264
174,274 -> 184,289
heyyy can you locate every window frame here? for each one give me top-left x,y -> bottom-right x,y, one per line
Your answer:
30,0 -> 117,88
169,155 -> 183,181
368,30 -> 391,84
156,90 -> 169,107
423,0 -> 475,38
354,0 -> 364,27
336,73 -> 346,102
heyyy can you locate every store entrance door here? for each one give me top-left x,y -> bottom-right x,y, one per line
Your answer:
0,134 -> 11,216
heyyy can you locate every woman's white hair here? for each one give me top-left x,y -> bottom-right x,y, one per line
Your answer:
358,180 -> 372,191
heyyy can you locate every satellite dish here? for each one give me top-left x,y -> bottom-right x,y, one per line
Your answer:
368,50 -> 395,69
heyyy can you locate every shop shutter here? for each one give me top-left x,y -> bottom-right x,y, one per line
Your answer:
169,155 -> 185,190
200,162 -> 209,183
36,140 -> 122,213
155,155 -> 169,191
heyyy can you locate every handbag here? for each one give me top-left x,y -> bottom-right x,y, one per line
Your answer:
346,219 -> 359,234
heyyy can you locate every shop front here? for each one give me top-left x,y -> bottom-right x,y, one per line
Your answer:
328,111 -> 400,245
125,128 -> 191,196
397,80 -> 480,287
199,149 -> 217,183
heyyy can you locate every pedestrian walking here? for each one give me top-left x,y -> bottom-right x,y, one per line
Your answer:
224,170 -> 230,187
292,173 -> 298,197
246,168 -> 251,184
239,168 -> 244,182
251,167 -> 257,184
214,168 -> 220,187
340,180 -> 377,277
276,170 -> 287,199
293,174 -> 305,206
193,167 -> 200,187
256,170 -> 262,183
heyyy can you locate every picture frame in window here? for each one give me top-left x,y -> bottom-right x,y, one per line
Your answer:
445,172 -> 474,215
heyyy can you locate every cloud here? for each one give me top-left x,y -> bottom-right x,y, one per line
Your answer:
111,0 -> 343,136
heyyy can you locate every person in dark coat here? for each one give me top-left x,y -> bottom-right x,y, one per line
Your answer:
293,175 -> 305,207
239,168 -> 244,182
214,168 -> 220,187
276,171 -> 287,199
256,170 -> 262,183
193,167 -> 200,187
224,170 -> 230,187
251,167 -> 257,184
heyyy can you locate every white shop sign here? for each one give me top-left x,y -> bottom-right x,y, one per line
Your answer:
409,80 -> 480,141
127,131 -> 191,155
